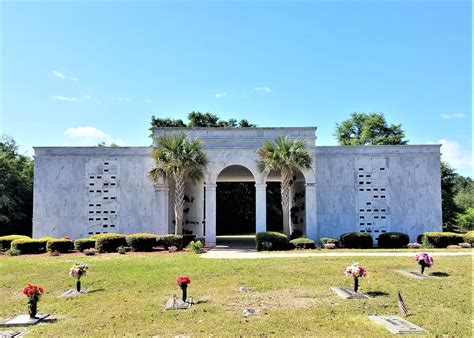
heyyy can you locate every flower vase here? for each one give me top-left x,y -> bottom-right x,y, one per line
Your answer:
179,283 -> 187,302
353,277 -> 359,293
420,262 -> 426,274
76,279 -> 81,292
28,300 -> 37,319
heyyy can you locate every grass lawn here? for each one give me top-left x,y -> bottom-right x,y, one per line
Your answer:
0,252 -> 471,336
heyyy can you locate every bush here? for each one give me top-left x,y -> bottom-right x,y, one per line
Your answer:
290,237 -> 316,249
126,233 -> 157,252
320,237 -> 339,246
46,239 -> 73,253
421,232 -> 464,248
10,239 -> 47,254
188,240 -> 204,253
74,238 -> 96,252
5,248 -> 21,256
256,232 -> 289,251
157,235 -> 183,249
290,229 -> 303,240
90,233 -> 122,240
377,232 -> 409,248
463,231 -> 474,245
261,241 -> 273,251
340,232 -> 373,249
183,234 -> 196,247
0,235 -> 31,250
95,234 -> 127,253
195,237 -> 205,245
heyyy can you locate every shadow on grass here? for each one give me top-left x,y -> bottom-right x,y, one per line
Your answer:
366,291 -> 389,297
86,288 -> 105,294
430,272 -> 450,277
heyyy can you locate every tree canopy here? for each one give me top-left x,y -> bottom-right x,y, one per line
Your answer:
0,135 -> 34,236
334,112 -> 408,145
149,112 -> 256,137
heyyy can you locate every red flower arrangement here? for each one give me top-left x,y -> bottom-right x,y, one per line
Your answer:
177,276 -> 191,285
23,284 -> 44,299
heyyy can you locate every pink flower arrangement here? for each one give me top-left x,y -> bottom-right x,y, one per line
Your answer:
415,252 -> 434,267
69,262 -> 88,280
345,262 -> 367,278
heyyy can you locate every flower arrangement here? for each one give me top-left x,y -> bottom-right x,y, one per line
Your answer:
23,284 -> 44,318
177,275 -> 191,302
69,262 -> 88,292
415,252 -> 434,274
345,263 -> 367,292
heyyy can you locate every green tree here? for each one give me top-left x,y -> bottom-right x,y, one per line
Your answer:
456,208 -> 474,231
454,178 -> 474,211
258,137 -> 312,236
0,135 -> 34,236
148,133 -> 208,235
441,161 -> 461,230
335,112 -> 408,145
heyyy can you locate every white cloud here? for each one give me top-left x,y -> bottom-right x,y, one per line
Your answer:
255,86 -> 271,93
441,113 -> 465,119
437,139 -> 472,170
52,70 -> 79,81
215,92 -> 227,98
64,126 -> 113,145
53,95 -> 79,102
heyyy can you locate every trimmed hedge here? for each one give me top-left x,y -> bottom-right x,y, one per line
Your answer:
463,231 -> 474,245
126,233 -> 158,251
46,239 -> 74,253
10,239 -> 47,254
340,232 -> 373,249
90,233 -> 122,240
157,235 -> 183,249
320,237 -> 339,246
290,237 -> 316,249
94,234 -> 127,253
421,232 -> 464,248
74,238 -> 96,251
0,235 -> 31,250
256,232 -> 289,251
377,232 -> 409,248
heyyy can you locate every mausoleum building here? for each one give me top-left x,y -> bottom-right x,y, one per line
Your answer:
33,127 -> 442,246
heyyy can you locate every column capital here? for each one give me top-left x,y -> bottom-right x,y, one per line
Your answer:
205,183 -> 217,190
153,183 -> 170,192
255,183 -> 267,189
305,182 -> 317,188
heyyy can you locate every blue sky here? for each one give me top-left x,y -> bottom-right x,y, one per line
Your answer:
1,0 -> 472,177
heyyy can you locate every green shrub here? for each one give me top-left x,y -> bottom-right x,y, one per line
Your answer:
10,239 -> 47,254
463,231 -> 474,245
340,232 -> 373,249
74,238 -> 96,251
290,237 -> 316,249
46,239 -> 73,253
90,233 -> 122,240
5,248 -> 21,256
157,235 -> 183,249
320,237 -> 339,246
0,235 -> 31,250
195,237 -> 205,245
126,233 -> 157,251
377,232 -> 409,248
261,241 -> 273,251
256,232 -> 289,251
188,240 -> 204,253
95,234 -> 127,253
183,234 -> 196,247
421,232 -> 464,248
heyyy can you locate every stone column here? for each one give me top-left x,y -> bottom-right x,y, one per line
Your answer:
154,183 -> 170,234
204,183 -> 217,247
305,183 -> 318,240
255,183 -> 267,233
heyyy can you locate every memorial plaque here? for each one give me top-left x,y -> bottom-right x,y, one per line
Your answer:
60,289 -> 88,298
165,296 -> 193,310
369,315 -> 426,334
0,314 -> 49,327
243,308 -> 257,317
239,286 -> 252,292
0,331 -> 24,337
331,287 -> 369,299
396,270 -> 435,279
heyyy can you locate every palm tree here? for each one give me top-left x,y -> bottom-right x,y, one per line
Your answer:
149,133 -> 208,235
258,137 -> 312,236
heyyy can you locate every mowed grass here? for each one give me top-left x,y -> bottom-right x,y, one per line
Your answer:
0,252 -> 472,336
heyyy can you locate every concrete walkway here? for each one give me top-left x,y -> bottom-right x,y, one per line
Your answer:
201,249 -> 474,259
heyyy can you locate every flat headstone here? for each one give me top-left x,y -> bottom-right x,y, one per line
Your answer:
369,315 -> 426,334
0,314 -> 49,327
165,297 -> 193,310
239,286 -> 252,292
243,308 -> 257,317
331,287 -> 369,299
396,270 -> 435,279
0,331 -> 25,337
60,289 -> 88,298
